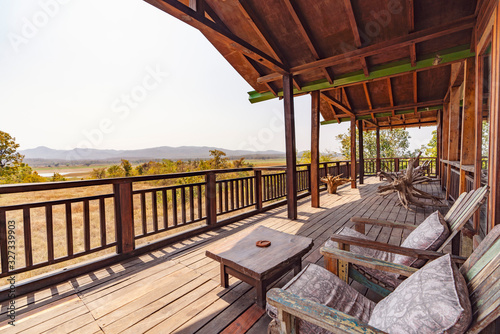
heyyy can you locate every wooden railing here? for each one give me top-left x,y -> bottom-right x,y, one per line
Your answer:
0,162 -> 358,295
364,157 -> 438,176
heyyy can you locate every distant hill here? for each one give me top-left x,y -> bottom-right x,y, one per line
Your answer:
20,146 -> 285,165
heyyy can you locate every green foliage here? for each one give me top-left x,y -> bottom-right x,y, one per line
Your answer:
90,168 -> 107,179
299,150 -> 339,164
0,131 -> 24,174
51,173 -> 66,182
209,149 -> 229,169
483,120 -> 489,157
336,128 -> 411,159
121,159 -> 133,176
424,130 -> 437,157
0,163 -> 45,184
107,165 -> 125,178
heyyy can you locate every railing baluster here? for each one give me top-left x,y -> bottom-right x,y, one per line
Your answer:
140,192 -> 147,235
205,172 -> 216,225
230,181 -> 235,210
23,208 -> 33,267
99,198 -> 106,247
152,191 -> 158,232
45,205 -> 54,262
65,203 -> 73,256
235,179 -> 240,209
162,189 -> 168,229
245,178 -> 249,206
224,181 -> 229,212
218,182 -> 223,213
0,210 -> 8,274
189,185 -> 194,222
181,187 -> 187,224
83,200 -> 90,252
197,184 -> 203,219
172,188 -> 178,227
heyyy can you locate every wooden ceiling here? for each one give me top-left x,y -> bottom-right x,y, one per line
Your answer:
145,0 -> 478,130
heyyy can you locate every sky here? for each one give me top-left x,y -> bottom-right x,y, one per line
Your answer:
0,0 -> 435,154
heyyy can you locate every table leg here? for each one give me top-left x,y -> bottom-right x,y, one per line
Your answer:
220,264 -> 229,288
293,260 -> 302,275
256,281 -> 266,308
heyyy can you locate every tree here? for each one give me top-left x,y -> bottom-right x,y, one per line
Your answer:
336,128 -> 411,159
121,159 -> 133,176
0,131 -> 24,173
107,165 -> 125,178
90,168 -> 106,179
209,149 -> 229,169
299,149 -> 339,163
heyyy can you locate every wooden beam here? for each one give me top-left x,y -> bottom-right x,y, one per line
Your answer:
342,0 -> 369,76
450,61 -> 465,87
437,109 -> 442,178
363,82 -> 372,110
320,93 -> 354,116
413,71 -> 418,114
358,120 -> 364,185
461,57 -> 476,166
144,0 -> 287,74
410,44 -> 417,67
408,0 -> 416,67
283,73 -> 297,219
350,117 -> 357,189
334,99 -> 443,118
282,0 -> 334,84
242,56 -> 279,96
342,87 -> 352,110
291,16 -> 475,75
250,45 -> 474,103
311,91 -> 320,208
188,0 -> 204,13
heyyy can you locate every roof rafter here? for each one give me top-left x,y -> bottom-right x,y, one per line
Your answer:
413,71 -> 418,114
282,0 -> 334,84
144,0 -> 287,74
334,99 -> 443,118
408,0 -> 417,67
362,82 -> 372,110
342,0 -> 370,76
256,16 -> 474,82
320,93 -> 354,116
236,0 -> 301,90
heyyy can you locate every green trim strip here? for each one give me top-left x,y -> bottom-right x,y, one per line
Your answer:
320,105 -> 443,125
248,45 -> 474,104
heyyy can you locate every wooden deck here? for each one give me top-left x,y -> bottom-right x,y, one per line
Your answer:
0,177 -> 447,333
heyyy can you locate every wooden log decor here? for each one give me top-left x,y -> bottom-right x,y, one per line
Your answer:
256,240 -> 271,247
378,158 -> 446,210
320,174 -> 351,194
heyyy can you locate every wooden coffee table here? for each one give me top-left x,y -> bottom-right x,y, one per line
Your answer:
205,226 -> 314,308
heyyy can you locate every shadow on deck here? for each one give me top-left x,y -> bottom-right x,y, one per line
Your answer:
0,177 -> 447,333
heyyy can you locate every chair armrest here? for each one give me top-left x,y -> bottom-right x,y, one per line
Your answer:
350,217 -> 417,231
267,288 -> 386,334
321,246 -> 418,277
330,234 -> 467,264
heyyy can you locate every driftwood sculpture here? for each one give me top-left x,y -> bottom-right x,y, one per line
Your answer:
321,174 -> 351,194
378,158 -> 445,210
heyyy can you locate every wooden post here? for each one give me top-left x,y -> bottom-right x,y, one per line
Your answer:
358,120 -> 364,185
113,182 -> 135,254
188,0 -> 204,13
442,102 -> 450,190
449,86 -> 461,162
394,158 -> 400,173
436,110 -> 442,178
311,91 -> 320,208
255,170 -> 263,211
460,57 -> 476,194
376,127 -> 381,174
283,73 -> 298,219
350,117 -> 357,188
206,172 -> 217,225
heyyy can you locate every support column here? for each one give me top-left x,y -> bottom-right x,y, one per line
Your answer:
311,91 -> 320,208
376,127 -> 381,174
283,73 -> 298,219
436,110 -> 442,178
460,57 -> 476,193
350,117 -> 357,189
358,120 -> 364,185
449,87 -> 461,162
441,102 -> 449,190
474,53 -> 484,232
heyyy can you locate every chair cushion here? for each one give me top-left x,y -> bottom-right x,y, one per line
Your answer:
267,263 -> 375,333
394,211 -> 449,268
326,227 -> 401,289
368,254 -> 472,334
